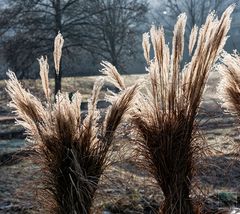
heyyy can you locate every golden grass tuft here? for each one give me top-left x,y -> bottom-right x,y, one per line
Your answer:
6,52 -> 138,214
132,5 -> 234,214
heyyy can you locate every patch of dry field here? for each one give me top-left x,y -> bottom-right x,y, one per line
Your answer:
0,72 -> 240,213
0,74 -> 144,114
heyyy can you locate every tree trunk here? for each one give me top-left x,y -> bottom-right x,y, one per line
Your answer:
54,65 -> 62,96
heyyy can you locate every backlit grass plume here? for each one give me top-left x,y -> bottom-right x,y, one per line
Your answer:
132,6 -> 233,214
54,32 -> 64,75
6,56 -> 138,213
218,51 -> 240,117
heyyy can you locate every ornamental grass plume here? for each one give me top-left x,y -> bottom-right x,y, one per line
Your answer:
54,32 -> 64,75
218,51 -> 240,118
218,51 -> 240,166
6,40 -> 138,214
132,6 -> 234,214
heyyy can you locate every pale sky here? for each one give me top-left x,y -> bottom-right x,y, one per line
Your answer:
150,0 -> 161,6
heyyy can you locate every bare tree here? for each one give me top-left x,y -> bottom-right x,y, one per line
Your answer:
1,0 -> 148,94
82,0 -> 148,71
2,0 -> 97,94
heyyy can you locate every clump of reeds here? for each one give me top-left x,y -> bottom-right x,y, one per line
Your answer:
6,37 -> 138,213
132,6 -> 234,214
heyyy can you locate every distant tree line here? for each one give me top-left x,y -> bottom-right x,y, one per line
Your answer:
0,0 -> 148,79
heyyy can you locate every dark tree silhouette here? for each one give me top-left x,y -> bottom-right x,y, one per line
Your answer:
1,0 -> 148,93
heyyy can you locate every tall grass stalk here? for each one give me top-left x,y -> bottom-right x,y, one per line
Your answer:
132,6 -> 233,214
6,50 -> 138,213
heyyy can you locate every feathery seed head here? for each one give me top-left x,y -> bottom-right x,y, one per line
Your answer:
100,61 -> 125,90
53,32 -> 64,75
218,51 -> 240,115
189,25 -> 198,55
38,56 -> 51,101
142,32 -> 151,65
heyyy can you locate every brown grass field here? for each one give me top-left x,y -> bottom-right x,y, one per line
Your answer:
0,71 -> 240,213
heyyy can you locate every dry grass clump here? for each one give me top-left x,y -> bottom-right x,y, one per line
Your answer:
218,51 -> 240,159
132,6 -> 234,214
6,49 -> 138,213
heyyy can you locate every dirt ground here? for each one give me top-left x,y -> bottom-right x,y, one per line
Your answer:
1,72 -> 240,213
